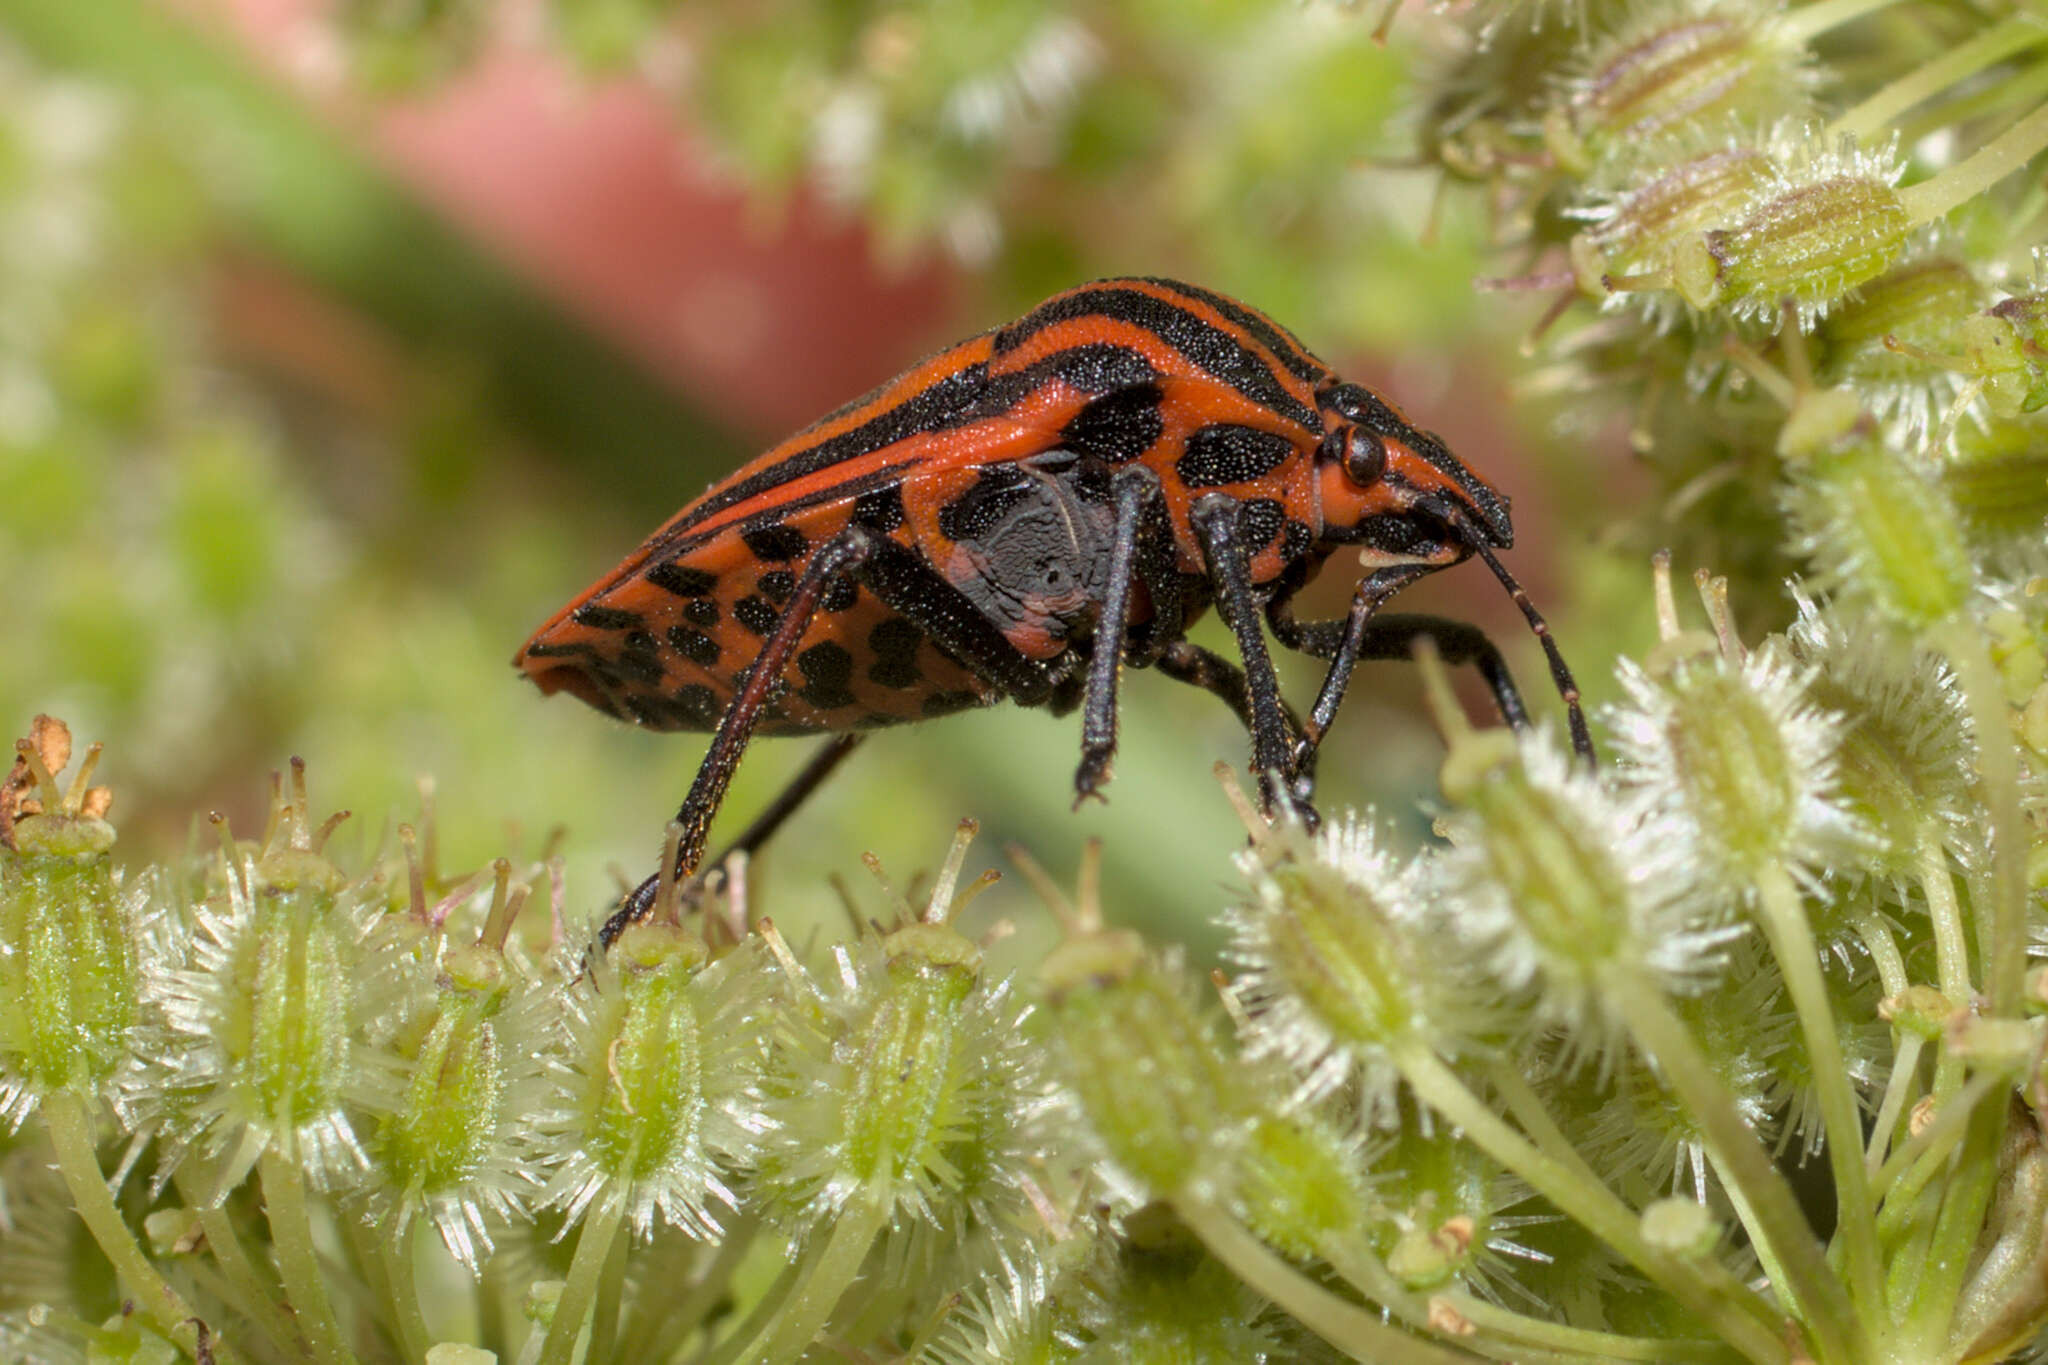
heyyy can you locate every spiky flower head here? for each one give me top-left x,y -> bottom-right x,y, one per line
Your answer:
1813,257 -> 1988,437
1034,840 -> 1250,1207
1430,721 -> 1732,1054
754,821 -> 1041,1246
1781,588 -> 1976,875
135,761 -> 377,1198
0,716 -> 148,1126
356,856 -> 549,1273
1672,124 -> 1911,324
1781,426 -> 1976,630
530,916 -> 762,1242
1545,0 -> 1819,177
1223,815 -> 1492,1108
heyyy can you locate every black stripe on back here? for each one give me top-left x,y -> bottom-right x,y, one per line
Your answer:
1141,278 -> 1326,386
650,461 -> 919,560
993,285 -> 1320,435
658,363 -> 991,543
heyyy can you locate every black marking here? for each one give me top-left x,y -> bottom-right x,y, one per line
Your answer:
758,570 -> 796,605
612,639 -> 666,687
978,342 -> 1162,415
733,595 -> 780,636
1063,385 -> 1165,463
1154,278 -> 1326,385
1176,424 -> 1296,489
868,618 -> 924,688
667,625 -> 720,667
673,684 -> 722,728
623,695 -> 672,728
923,690 -> 985,717
522,641 -> 596,660
852,484 -> 905,533
822,577 -> 860,613
645,562 -> 716,598
994,286 -> 1319,434
572,604 -> 642,631
683,598 -> 719,627
938,467 -> 1038,544
657,369 -> 988,544
1241,499 -> 1287,554
1281,519 -> 1316,561
796,641 -> 858,709
742,523 -> 808,562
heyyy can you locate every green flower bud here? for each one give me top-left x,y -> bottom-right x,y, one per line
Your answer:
1674,134 -> 1910,322
1233,1104 -> 1374,1262
1572,146 -> 1775,307
537,922 -> 754,1240
1041,944 -> 1246,1201
1224,820 -> 1491,1105
1784,592 -> 1975,872
1549,0 -> 1815,176
1610,638 -> 1866,892
1782,432 -> 1976,629
1814,257 -> 1988,431
0,718 -> 143,1124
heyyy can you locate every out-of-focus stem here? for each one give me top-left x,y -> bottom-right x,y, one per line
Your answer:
43,1092 -> 203,1357
1751,863 -> 1883,1321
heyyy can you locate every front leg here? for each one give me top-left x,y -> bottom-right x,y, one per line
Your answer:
1073,467 -> 1176,804
1189,494 -> 1311,822
1269,578 -> 1535,791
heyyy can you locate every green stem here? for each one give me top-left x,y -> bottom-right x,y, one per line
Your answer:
1899,98 -> 2048,226
188,1198 -> 303,1358
617,1222 -> 759,1364
379,1224 -> 432,1363
1324,1238 -> 1727,1363
1439,1290 -> 1734,1363
1831,16 -> 2048,140
1175,1199 -> 1487,1365
1484,1061 -> 1613,1189
1864,1033 -> 1924,1179
1933,620 -> 2028,1016
259,1146 -> 356,1365
41,1091 -> 203,1357
726,1191 -> 890,1365
1849,910 -> 1908,1000
537,1196 -> 628,1365
1751,863 -> 1883,1325
1778,0 -> 1908,44
1393,1043 -> 1790,1364
1598,974 -> 1860,1365
697,1256 -> 805,1365
1900,1096 -> 2007,1355
585,1212 -> 632,1365
1874,1070 -> 2003,1210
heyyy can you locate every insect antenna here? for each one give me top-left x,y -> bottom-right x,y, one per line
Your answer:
1448,512 -> 1597,764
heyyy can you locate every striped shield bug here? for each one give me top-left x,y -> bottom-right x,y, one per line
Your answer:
517,277 -> 1592,943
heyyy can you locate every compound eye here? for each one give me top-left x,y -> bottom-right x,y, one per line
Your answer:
1343,428 -> 1387,487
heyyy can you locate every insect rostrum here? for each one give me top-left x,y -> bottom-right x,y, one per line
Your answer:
516,277 -> 1591,940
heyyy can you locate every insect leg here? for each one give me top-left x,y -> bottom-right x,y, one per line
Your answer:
1154,641 -> 1316,784
1188,494 -> 1312,822
602,529 -> 878,946
1270,591 -> 1535,786
1073,468 -> 1170,805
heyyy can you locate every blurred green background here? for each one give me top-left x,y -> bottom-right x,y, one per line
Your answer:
0,0 -> 1637,955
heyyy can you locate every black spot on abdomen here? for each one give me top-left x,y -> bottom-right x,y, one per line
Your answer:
796,641 -> 857,709
1064,386 -> 1164,463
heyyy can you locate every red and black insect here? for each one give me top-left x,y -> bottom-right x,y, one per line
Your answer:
517,277 -> 1592,942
